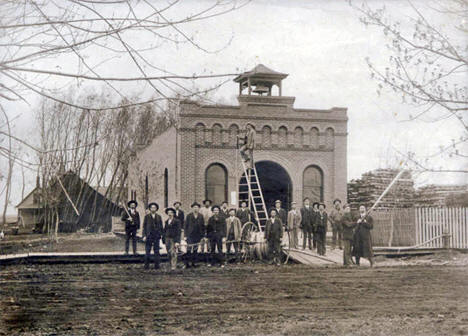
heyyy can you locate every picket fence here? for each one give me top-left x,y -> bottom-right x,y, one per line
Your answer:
372,207 -> 468,248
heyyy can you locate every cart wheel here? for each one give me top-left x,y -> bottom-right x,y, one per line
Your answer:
240,222 -> 259,261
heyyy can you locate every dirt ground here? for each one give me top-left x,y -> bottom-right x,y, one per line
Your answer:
1,260 -> 467,336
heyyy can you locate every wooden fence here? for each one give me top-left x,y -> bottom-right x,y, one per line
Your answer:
415,207 -> 468,249
371,207 -> 468,248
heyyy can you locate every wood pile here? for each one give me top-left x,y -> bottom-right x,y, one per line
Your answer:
347,169 -> 415,210
414,184 -> 468,207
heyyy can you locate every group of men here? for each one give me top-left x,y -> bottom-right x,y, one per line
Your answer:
122,199 -> 257,270
286,198 -> 375,266
122,196 -> 375,270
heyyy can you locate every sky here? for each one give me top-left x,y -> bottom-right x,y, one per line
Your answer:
1,0 -> 467,214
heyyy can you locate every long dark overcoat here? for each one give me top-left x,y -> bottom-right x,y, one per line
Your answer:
163,218 -> 181,244
352,215 -> 374,258
265,217 -> 283,242
300,207 -> 314,232
142,213 -> 163,240
184,213 -> 205,244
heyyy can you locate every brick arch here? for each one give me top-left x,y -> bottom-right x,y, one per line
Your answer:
212,123 -> 223,145
278,125 -> 288,148
294,126 -> 304,147
261,125 -> 272,148
309,126 -> 319,148
195,122 -> 206,145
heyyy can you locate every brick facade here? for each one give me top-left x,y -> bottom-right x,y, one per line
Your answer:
129,67 -> 348,215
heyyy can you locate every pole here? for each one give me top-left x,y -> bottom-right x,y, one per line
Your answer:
367,168 -> 407,216
56,176 -> 80,216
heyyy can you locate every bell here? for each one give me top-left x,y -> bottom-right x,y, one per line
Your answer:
252,84 -> 269,95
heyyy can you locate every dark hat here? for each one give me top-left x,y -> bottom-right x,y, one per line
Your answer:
246,122 -> 255,129
303,197 -> 310,202
173,201 -> 182,206
312,202 -> 320,208
148,202 -> 159,210
191,202 -> 201,208
319,203 -> 326,209
275,200 -> 282,204
228,208 -> 237,214
203,199 -> 212,205
165,207 -> 176,215
221,200 -> 228,205
343,203 -> 350,209
269,207 -> 278,214
127,200 -> 138,207
211,205 -> 220,212
333,198 -> 342,205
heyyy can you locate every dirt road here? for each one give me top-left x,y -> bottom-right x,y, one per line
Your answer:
1,262 -> 467,336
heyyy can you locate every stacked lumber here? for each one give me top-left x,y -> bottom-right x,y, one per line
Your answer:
347,168 -> 415,210
414,184 -> 468,207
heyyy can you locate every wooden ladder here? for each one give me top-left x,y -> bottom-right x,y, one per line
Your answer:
238,158 -> 269,232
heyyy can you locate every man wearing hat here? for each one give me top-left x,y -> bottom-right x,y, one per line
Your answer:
341,204 -> 356,266
274,200 -> 287,228
265,208 -> 284,265
316,203 -> 328,256
183,202 -> 205,268
236,200 -> 252,225
206,205 -> 226,266
163,207 -> 182,270
329,198 -> 344,250
237,123 -> 256,168
300,198 -> 314,250
173,201 -> 185,233
142,202 -> 163,269
225,208 -> 242,261
121,200 -> 140,255
311,202 -> 320,249
288,201 -> 302,249
219,201 -> 230,222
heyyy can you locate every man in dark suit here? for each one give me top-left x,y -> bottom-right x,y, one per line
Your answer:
353,205 -> 375,267
206,205 -> 226,267
341,204 -> 356,267
163,208 -> 182,271
142,202 -> 163,269
219,201 -> 230,222
300,197 -> 314,250
265,208 -> 284,265
236,200 -> 252,225
312,202 -> 320,248
184,202 -> 205,268
121,200 -> 140,255
274,200 -> 287,228
316,203 -> 328,256
173,201 -> 185,231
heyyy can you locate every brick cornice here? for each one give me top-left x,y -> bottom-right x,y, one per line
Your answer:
180,113 -> 347,123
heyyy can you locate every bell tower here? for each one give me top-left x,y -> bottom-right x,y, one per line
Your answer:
234,64 -> 288,96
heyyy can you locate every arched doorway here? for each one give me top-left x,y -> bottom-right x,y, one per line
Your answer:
239,160 -> 292,211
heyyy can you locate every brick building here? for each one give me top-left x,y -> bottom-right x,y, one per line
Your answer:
128,65 -> 348,214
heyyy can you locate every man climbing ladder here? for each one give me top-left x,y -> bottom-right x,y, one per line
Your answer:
238,123 -> 255,169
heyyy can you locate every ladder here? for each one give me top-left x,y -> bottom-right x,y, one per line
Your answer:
238,158 -> 269,231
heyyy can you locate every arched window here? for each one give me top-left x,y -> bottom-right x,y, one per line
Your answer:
326,127 -> 335,149
205,163 -> 228,205
262,125 -> 272,148
310,127 -> 319,148
195,123 -> 205,145
278,126 -> 288,148
212,124 -> 222,145
164,168 -> 168,208
303,165 -> 323,202
229,124 -> 239,146
294,126 -> 304,147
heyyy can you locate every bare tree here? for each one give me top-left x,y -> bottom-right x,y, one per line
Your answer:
352,0 -> 468,173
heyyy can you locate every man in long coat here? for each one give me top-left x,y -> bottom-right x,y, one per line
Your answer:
173,201 -> 185,233
199,199 -> 213,255
206,205 -> 226,266
287,201 -> 302,248
163,208 -> 182,271
341,204 -> 356,266
311,202 -> 320,248
353,205 -> 375,267
225,208 -> 242,261
183,202 -> 205,268
121,200 -> 140,255
265,208 -> 284,265
315,203 -> 328,256
300,198 -> 314,250
142,202 -> 163,269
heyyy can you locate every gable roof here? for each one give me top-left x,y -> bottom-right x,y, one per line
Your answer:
233,64 -> 288,82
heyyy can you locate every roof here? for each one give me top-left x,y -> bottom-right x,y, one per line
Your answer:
16,187 -> 41,209
233,64 -> 288,82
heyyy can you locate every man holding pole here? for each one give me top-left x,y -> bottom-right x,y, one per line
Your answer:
121,200 -> 140,255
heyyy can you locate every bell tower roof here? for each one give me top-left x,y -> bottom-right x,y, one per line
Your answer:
234,64 -> 288,97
